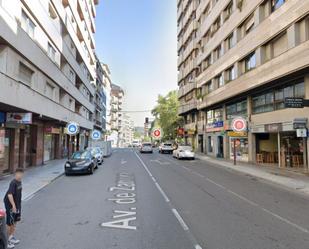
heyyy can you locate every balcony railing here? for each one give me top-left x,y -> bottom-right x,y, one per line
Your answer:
178,98 -> 197,115
178,81 -> 197,98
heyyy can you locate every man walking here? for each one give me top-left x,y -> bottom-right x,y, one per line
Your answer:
3,168 -> 24,249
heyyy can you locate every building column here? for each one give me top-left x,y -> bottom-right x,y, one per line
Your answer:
34,124 -> 44,165
247,96 -> 255,163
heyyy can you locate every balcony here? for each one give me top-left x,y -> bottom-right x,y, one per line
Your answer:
178,81 -> 197,98
178,98 -> 197,115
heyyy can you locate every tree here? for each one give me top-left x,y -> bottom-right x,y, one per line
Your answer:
151,90 -> 184,141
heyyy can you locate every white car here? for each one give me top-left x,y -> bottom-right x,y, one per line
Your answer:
159,143 -> 174,154
173,146 -> 195,160
140,143 -> 153,153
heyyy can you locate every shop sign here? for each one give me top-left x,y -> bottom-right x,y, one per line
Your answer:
296,129 -> 307,138
231,117 -> 247,132
293,118 -> 307,129
265,123 -> 282,133
284,98 -> 304,108
66,122 -> 80,136
45,127 -> 60,134
227,131 -> 248,137
6,113 -> 32,124
187,129 -> 196,135
206,121 -> 224,132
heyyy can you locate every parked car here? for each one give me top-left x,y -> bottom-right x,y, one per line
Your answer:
173,146 -> 195,160
86,147 -> 104,165
140,143 -> 153,153
0,208 -> 7,249
159,143 -> 174,154
65,151 -> 98,175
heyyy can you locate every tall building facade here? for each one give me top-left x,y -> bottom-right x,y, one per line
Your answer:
94,57 -> 107,133
120,114 -> 134,147
177,0 -> 309,169
0,0 -> 99,175
108,84 -> 124,147
102,63 -> 112,133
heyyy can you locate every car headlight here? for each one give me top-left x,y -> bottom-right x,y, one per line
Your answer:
65,163 -> 71,168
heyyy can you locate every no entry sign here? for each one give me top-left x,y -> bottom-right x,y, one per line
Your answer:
152,128 -> 162,139
231,117 -> 247,132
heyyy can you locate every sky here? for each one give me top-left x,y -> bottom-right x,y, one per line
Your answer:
95,0 -> 178,127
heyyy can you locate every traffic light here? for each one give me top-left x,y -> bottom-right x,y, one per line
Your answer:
145,117 -> 149,124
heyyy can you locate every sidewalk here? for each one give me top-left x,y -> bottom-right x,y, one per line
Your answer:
0,159 -> 66,208
196,154 -> 309,196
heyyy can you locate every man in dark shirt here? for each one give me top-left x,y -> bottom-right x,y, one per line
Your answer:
3,168 -> 24,249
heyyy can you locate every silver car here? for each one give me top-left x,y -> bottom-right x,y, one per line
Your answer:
140,143 -> 153,153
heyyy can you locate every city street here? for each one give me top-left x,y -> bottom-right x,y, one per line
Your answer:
16,149 -> 309,249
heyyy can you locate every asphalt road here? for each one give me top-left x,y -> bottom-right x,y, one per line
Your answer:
16,148 -> 309,249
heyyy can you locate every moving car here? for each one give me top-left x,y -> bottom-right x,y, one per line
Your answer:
65,151 -> 98,175
159,143 -> 174,154
132,140 -> 141,148
0,208 -> 7,249
86,147 -> 104,165
140,143 -> 153,153
173,146 -> 195,160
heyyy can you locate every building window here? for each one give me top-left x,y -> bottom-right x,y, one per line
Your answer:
48,2 -> 58,19
214,45 -> 222,60
224,1 -> 233,22
19,62 -> 33,85
227,66 -> 236,82
253,81 -> 305,114
69,69 -> 75,82
216,73 -> 224,87
226,100 -> 247,119
271,0 -> 285,12
47,42 -> 56,62
21,10 -> 35,38
45,82 -> 55,99
244,52 -> 256,72
226,33 -> 234,50
207,81 -> 214,93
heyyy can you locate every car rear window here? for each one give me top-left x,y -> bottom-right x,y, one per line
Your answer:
164,144 -> 172,146
143,143 -> 152,146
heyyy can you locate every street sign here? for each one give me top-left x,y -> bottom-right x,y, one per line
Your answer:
231,117 -> 247,132
293,118 -> 307,129
284,98 -> 304,108
66,122 -> 80,136
91,130 -> 101,140
152,128 -> 162,139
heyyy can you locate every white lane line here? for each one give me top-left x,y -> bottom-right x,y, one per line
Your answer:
227,190 -> 258,207
192,171 -> 205,178
195,245 -> 203,249
205,177 -> 226,190
172,208 -> 189,231
261,207 -> 309,234
155,182 -> 170,203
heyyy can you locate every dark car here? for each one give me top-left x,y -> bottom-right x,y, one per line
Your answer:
86,147 -> 104,165
0,208 -> 7,249
65,151 -> 98,175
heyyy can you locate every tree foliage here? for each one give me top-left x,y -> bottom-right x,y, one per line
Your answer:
151,90 -> 183,140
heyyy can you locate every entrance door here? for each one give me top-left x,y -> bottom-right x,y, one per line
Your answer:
217,136 -> 224,158
0,128 -> 11,174
198,135 -> 204,153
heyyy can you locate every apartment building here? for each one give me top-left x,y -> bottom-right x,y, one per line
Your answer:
120,114 -> 134,147
94,57 -> 107,133
177,0 -> 309,169
102,63 -> 112,133
108,84 -> 124,147
0,0 -> 99,175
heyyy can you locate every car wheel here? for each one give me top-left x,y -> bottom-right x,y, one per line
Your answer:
65,172 -> 70,176
0,241 -> 5,249
90,165 -> 94,175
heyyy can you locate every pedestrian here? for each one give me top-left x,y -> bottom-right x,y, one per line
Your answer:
3,168 -> 24,249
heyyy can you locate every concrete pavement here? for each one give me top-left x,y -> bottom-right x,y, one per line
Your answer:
0,159 -> 66,208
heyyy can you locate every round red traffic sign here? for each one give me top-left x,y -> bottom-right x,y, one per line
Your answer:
152,129 -> 162,138
231,117 -> 247,132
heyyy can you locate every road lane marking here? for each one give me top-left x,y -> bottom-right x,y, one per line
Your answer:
155,182 -> 170,203
135,152 -> 203,248
172,208 -> 189,231
156,153 -> 309,235
192,171 -> 205,178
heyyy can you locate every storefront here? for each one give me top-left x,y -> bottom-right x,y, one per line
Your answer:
253,121 -> 307,168
0,127 -> 12,174
228,132 -> 249,162
43,127 -> 60,162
